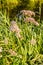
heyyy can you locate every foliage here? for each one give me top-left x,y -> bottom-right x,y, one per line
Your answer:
0,0 -> 40,18
0,0 -> 43,65
0,10 -> 43,65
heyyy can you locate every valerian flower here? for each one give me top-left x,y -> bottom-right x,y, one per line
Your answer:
16,32 -> 22,39
30,38 -> 36,45
20,10 -> 35,17
10,21 -> 22,39
9,49 -> 22,58
24,17 -> 39,26
10,21 -> 21,32
9,49 -> 17,56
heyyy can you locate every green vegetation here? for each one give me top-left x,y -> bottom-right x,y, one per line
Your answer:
0,0 -> 43,65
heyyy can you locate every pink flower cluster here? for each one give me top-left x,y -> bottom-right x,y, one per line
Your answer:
9,49 -> 22,58
20,10 -> 35,17
10,21 -> 22,39
30,38 -> 36,45
9,49 -> 17,56
20,10 -> 39,26
24,17 -> 39,26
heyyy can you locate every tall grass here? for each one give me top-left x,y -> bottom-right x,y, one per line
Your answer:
0,11 -> 43,65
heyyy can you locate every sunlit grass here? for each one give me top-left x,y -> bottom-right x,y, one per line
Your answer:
0,11 -> 43,65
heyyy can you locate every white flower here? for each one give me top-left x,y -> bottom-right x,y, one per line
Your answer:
9,49 -> 17,56
30,38 -> 36,45
16,32 -> 22,38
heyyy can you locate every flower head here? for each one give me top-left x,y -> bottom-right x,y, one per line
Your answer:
10,21 -> 21,33
10,21 -> 22,39
16,32 -> 22,39
24,17 -> 39,26
9,49 -> 17,56
20,10 -> 35,17
30,38 -> 36,45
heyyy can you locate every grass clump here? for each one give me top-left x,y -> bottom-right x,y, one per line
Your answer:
0,11 -> 43,65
